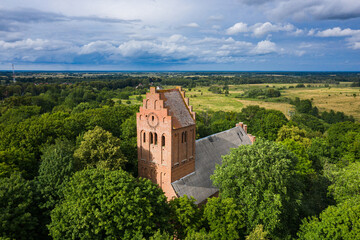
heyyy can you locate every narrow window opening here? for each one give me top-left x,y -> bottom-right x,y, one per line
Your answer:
150,132 -> 153,144
184,131 -> 187,142
181,132 -> 184,143
143,132 -> 146,142
162,135 -> 165,147
152,116 -> 154,121
154,133 -> 158,145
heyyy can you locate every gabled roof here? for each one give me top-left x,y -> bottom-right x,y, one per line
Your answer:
159,89 -> 195,129
171,126 -> 252,204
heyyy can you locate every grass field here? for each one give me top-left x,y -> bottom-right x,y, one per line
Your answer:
184,84 -> 360,121
122,83 -> 360,121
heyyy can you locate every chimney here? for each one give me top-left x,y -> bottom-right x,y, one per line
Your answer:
243,124 -> 247,134
248,134 -> 256,144
236,122 -> 244,128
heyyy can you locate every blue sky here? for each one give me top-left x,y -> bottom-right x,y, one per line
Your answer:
0,0 -> 360,71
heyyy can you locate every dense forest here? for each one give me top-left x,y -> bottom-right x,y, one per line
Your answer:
1,72 -> 359,239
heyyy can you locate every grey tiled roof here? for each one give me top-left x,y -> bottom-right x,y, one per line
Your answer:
171,126 -> 252,204
161,89 -> 195,129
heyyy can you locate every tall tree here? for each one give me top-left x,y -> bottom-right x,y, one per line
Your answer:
169,196 -> 202,239
74,126 -> 127,170
298,196 -> 360,240
212,139 -> 303,239
48,168 -> 171,239
0,173 -> 39,240
203,197 -> 246,240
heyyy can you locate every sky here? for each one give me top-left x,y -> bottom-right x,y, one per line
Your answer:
0,0 -> 360,71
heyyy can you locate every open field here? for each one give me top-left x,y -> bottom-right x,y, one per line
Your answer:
121,83 -> 360,121
183,84 -> 360,121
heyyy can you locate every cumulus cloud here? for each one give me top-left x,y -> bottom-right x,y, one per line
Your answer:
252,22 -> 294,37
226,21 -> 295,37
117,39 -> 191,61
79,41 -> 117,55
167,34 -> 187,43
0,38 -> 51,50
226,22 -> 248,35
314,27 -> 360,50
251,40 -> 277,54
316,27 -> 360,37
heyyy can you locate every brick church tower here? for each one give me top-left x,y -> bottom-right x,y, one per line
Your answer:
137,86 -> 196,200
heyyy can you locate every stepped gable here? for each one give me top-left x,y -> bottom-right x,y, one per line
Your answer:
171,125 -> 252,204
158,88 -> 195,129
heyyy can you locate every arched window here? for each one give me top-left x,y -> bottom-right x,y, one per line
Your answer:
154,133 -> 158,145
150,132 -> 153,144
143,132 -> 146,143
184,131 -> 187,142
162,135 -> 165,147
181,132 -> 184,143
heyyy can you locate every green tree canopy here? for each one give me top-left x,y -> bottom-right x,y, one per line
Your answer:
212,139 -> 303,239
298,196 -> 360,240
169,196 -> 202,239
0,173 -> 39,240
327,162 -> 360,203
74,126 -> 127,170
36,138 -> 76,211
48,168 -> 171,239
203,197 -> 246,240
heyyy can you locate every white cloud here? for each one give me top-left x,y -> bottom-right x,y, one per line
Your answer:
252,22 -> 294,37
166,34 -> 187,43
316,27 -> 360,37
226,22 -> 248,35
226,21 -> 296,37
117,39 -> 190,59
351,42 -> 360,49
183,22 -> 200,28
308,29 -> 316,36
251,40 -> 277,54
79,41 -> 117,54
0,38 -> 51,50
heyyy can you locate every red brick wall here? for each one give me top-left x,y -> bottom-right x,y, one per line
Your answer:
137,87 -> 196,200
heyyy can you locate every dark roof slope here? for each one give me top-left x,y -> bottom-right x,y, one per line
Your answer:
160,89 -> 195,129
171,126 -> 252,204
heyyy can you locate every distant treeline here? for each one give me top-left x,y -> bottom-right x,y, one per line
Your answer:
1,71 -> 360,86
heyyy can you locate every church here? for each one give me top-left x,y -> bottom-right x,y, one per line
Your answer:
137,86 -> 255,204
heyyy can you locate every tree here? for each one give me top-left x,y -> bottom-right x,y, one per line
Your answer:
74,126 -> 127,170
246,225 -> 268,240
120,115 -> 138,174
291,114 -> 328,133
212,139 -> 303,239
48,168 -> 171,239
203,197 -> 246,240
36,139 -> 76,211
247,109 -> 288,141
327,162 -> 360,203
297,196 -> 360,240
325,122 -> 360,164
0,173 -> 39,240
276,125 -> 310,144
169,196 -> 202,239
